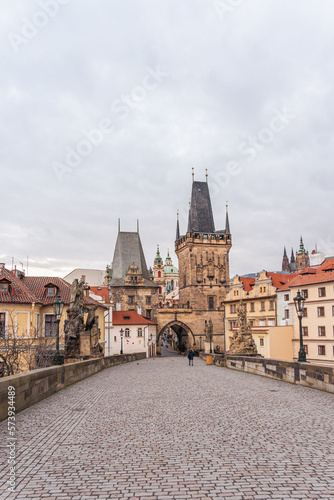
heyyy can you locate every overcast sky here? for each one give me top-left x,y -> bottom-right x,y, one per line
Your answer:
1,0 -> 334,279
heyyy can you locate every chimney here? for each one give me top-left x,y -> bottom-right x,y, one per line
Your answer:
0,263 -> 5,270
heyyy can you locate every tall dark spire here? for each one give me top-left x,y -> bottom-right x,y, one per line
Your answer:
187,181 -> 215,233
176,211 -> 180,241
291,248 -> 295,263
282,246 -> 290,272
225,202 -> 230,235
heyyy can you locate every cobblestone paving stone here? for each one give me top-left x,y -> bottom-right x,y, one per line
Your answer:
1,354 -> 334,499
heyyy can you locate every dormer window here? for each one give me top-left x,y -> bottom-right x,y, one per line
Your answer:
47,287 -> 56,296
0,283 -> 9,292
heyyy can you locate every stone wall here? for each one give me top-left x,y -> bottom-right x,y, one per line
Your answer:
226,355 -> 334,393
0,352 -> 146,421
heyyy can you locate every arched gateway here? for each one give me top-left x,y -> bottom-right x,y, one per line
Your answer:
156,318 -> 195,355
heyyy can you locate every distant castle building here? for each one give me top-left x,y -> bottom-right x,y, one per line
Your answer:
282,236 -> 309,273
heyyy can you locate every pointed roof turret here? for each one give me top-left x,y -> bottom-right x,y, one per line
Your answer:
297,236 -> 306,254
154,245 -> 163,265
225,202 -> 230,235
290,248 -> 295,263
110,231 -> 151,286
165,250 -> 172,266
176,211 -> 180,241
283,246 -> 287,257
187,180 -> 215,233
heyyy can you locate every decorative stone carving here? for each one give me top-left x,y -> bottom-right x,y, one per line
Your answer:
64,279 -> 103,359
229,300 -> 258,356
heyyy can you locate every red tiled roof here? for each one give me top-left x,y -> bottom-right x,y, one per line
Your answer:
239,277 -> 255,292
320,258 -> 334,272
24,276 -> 72,305
277,274 -> 301,292
23,277 -> 107,309
90,286 -> 111,303
0,269 -> 107,309
113,310 -> 156,325
0,268 -> 40,304
267,272 -> 296,289
288,271 -> 334,287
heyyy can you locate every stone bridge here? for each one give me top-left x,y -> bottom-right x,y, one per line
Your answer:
0,350 -> 333,499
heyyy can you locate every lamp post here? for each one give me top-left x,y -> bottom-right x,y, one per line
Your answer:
148,334 -> 153,357
208,318 -> 213,354
293,290 -> 307,362
199,335 -> 202,351
53,293 -> 64,365
120,328 -> 124,355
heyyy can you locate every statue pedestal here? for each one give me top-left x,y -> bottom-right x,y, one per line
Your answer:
80,332 -> 91,357
204,341 -> 211,354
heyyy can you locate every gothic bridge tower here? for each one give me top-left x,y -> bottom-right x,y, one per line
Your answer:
157,173 -> 231,353
176,176 -> 231,312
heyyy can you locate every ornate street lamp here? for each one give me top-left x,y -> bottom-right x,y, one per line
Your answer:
208,318 -> 213,354
120,328 -> 124,355
293,290 -> 307,362
53,293 -> 64,365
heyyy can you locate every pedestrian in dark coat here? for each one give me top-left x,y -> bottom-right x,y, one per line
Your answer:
188,348 -> 194,366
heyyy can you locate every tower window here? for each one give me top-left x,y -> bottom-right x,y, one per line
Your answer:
208,296 -> 214,310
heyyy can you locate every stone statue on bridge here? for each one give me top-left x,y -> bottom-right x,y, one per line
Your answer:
228,300 -> 258,356
64,279 -> 103,359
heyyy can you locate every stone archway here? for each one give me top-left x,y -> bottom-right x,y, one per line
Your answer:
156,320 -> 195,355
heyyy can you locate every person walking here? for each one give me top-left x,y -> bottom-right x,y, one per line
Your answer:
188,348 -> 194,366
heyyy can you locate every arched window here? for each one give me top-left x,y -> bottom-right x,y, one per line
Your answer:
125,328 -> 130,337
158,271 -> 161,278
137,328 -> 142,337
159,287 -> 162,294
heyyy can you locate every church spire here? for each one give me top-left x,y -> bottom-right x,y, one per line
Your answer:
176,211 -> 180,241
282,246 -> 290,272
297,235 -> 305,254
187,178 -> 215,233
225,202 -> 230,235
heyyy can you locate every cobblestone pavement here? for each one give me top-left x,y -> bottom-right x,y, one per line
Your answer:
1,356 -> 334,499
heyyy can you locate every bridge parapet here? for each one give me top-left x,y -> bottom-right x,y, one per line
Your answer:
0,353 -> 146,421
226,355 -> 334,393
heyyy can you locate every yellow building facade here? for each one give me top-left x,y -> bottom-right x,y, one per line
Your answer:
224,271 -> 294,360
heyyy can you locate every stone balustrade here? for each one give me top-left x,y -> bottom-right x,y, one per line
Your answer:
226,355 -> 334,393
0,353 -> 146,421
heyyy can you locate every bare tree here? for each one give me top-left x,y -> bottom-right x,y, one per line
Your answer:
0,310 -> 62,377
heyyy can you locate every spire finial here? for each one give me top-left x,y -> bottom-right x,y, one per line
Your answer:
118,218 -> 120,233
137,219 -> 139,233
192,167 -> 194,183
205,169 -> 208,183
176,210 -> 180,241
225,201 -> 230,235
